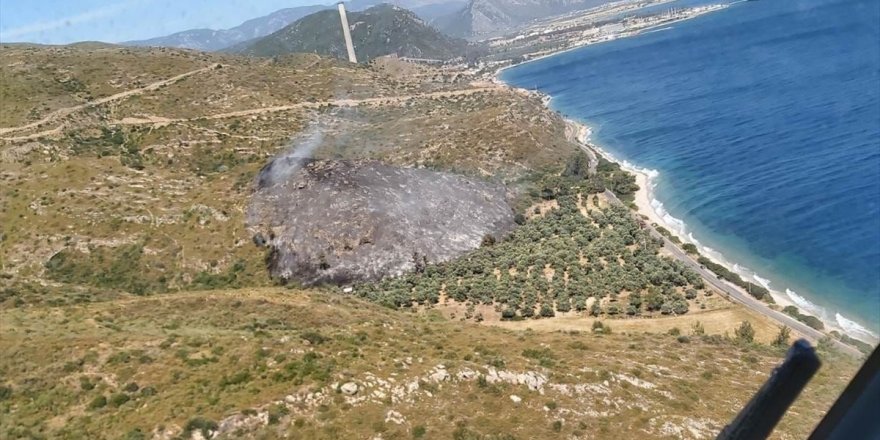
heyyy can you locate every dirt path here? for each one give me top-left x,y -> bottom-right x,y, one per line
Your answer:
1,83 -> 500,141
0,63 -> 220,136
109,86 -> 501,127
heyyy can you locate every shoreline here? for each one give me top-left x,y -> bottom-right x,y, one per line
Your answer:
489,26 -> 878,347
492,3 -> 731,78
568,110 -> 874,345
571,123 -> 875,344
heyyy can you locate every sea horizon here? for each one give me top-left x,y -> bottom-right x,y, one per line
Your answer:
501,0 -> 880,341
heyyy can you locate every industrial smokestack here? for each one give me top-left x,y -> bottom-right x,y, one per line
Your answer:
337,3 -> 358,63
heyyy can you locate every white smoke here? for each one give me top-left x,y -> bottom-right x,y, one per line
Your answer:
257,126 -> 325,189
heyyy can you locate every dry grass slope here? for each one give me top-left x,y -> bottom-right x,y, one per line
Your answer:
0,46 -> 575,306
0,289 -> 859,439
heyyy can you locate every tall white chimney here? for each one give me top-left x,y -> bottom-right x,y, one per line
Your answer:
337,3 -> 358,63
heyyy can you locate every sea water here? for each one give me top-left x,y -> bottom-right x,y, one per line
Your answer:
501,0 -> 880,340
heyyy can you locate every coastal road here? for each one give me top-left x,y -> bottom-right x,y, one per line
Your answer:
601,188 -> 862,358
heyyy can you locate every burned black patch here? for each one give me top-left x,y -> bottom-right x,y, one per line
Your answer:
248,159 -> 515,286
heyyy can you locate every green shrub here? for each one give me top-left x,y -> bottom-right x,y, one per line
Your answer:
184,417 -> 219,438
300,331 -> 327,345
522,348 -> 556,368
412,425 -> 427,439
0,385 -> 12,401
124,428 -> 146,440
799,315 -> 824,331
141,386 -> 157,397
79,376 -> 95,391
735,321 -> 755,344
772,326 -> 791,347
220,371 -> 251,388
109,393 -> 130,407
88,395 -> 107,410
839,334 -> 873,354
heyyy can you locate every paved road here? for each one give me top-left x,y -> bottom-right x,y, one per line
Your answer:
602,189 -> 861,358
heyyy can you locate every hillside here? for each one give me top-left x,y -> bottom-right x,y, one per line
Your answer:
0,44 -> 574,306
238,5 -> 477,62
0,44 -> 867,439
0,288 -> 861,439
437,0 -> 612,38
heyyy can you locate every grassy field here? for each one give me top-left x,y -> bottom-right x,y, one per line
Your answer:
0,288 -> 860,439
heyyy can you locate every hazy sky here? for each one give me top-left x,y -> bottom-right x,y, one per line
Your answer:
0,0 -> 334,44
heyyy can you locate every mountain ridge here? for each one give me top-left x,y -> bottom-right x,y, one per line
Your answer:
237,4 -> 478,62
124,0 -> 467,52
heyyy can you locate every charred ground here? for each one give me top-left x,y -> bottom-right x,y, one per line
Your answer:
249,156 -> 515,285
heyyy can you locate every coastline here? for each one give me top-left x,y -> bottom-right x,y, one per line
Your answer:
490,36 -> 878,347
566,108 -> 870,344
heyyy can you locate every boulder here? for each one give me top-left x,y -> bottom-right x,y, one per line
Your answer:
340,382 -> 359,395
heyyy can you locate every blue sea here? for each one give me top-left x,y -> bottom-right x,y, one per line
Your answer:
501,0 -> 880,339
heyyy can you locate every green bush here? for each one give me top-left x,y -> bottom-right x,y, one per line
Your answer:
735,321 -> 755,344
782,306 -> 824,330
300,331 -> 327,345
412,425 -> 427,439
799,315 -> 824,331
697,257 -> 771,302
838,334 -> 873,355
79,376 -> 95,391
0,385 -> 12,401
220,371 -> 251,388
124,429 -> 147,440
184,417 -> 218,438
88,395 -> 107,410
772,326 -> 791,347
522,348 -> 556,368
141,386 -> 157,397
109,393 -> 130,407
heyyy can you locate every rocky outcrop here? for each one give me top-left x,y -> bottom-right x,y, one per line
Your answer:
340,382 -> 359,395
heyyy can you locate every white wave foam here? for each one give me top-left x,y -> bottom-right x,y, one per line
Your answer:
753,275 -> 771,290
786,289 -> 826,319
583,119 -> 877,342
836,313 -> 878,340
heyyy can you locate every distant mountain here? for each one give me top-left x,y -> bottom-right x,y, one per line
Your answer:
124,5 -> 330,51
237,4 -> 478,62
124,1 -> 467,52
437,0 -> 612,38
